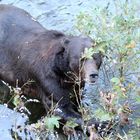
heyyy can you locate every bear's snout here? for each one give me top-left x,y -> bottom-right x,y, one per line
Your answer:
83,59 -> 99,84
89,73 -> 98,83
84,71 -> 99,84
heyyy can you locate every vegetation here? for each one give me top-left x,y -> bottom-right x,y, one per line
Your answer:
75,0 -> 140,139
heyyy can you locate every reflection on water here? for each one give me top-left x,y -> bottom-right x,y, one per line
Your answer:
0,0 -> 116,32
0,105 -> 36,140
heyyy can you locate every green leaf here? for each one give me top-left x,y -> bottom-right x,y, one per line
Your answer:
65,120 -> 78,128
94,109 -> 112,121
134,118 -> 140,126
13,95 -> 20,107
136,96 -> 140,103
82,47 -> 95,59
45,115 -> 61,131
111,77 -> 120,85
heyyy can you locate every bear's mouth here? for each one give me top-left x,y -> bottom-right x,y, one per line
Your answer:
90,79 -> 97,84
84,73 -> 99,84
84,78 -> 98,84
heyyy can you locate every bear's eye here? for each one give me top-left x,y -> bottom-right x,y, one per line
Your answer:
93,54 -> 102,69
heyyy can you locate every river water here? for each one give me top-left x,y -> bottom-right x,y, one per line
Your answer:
0,0 -> 116,32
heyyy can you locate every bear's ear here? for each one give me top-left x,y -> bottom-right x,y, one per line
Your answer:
61,37 -> 70,48
56,38 -> 70,55
57,37 -> 70,55
52,31 -> 64,38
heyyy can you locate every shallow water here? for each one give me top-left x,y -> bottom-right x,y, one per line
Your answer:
0,105 -> 36,140
0,0 -> 116,32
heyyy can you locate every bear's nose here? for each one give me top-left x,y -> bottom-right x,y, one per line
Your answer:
89,73 -> 98,83
90,74 -> 98,79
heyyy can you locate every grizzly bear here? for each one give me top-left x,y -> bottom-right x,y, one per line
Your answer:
0,5 -> 102,124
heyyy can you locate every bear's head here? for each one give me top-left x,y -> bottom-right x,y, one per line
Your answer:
55,36 -> 102,84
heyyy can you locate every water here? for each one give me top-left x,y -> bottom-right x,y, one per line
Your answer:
0,0 -> 116,33
0,105 -> 36,140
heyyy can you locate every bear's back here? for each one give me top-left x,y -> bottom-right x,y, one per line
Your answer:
0,4 -> 45,32
0,4 -> 46,47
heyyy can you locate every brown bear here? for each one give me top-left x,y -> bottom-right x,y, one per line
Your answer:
0,5 -> 102,124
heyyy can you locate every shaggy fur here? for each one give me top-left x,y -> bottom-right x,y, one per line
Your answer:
0,5 -> 102,124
